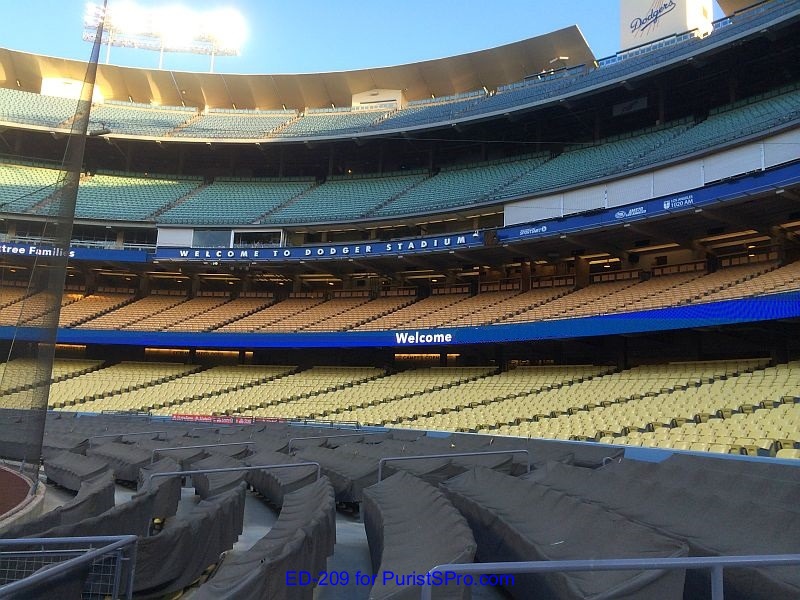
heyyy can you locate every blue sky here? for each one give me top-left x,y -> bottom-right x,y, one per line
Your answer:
3,1 -> 724,74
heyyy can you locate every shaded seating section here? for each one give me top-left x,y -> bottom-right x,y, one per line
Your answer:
433,289 -> 521,327
133,483 -> 247,597
192,477 -> 336,600
371,156 -> 546,218
164,294 -> 273,331
303,294 -> 416,332
463,283 -> 576,326
78,293 -> 189,329
631,88 -> 800,169
363,471 -> 476,600
265,171 -> 428,223
499,124 -> 689,201
355,292 -> 470,331
8,259 -> 794,335
157,177 -> 315,225
589,454 -> 800,513
0,161 -> 62,213
274,108 -> 390,138
261,296 -> 372,332
442,467 -> 689,600
40,431 -> 92,459
170,108 -> 296,139
335,436 -> 511,484
122,295 -> 229,331
648,261 -> 777,308
526,458 -> 800,600
215,296 -> 327,332
89,101 -> 196,137
73,172 -> 202,221
0,290 -> 82,326
699,259 -> 800,302
56,291 -> 135,327
241,366 -> 493,421
0,285 -> 28,310
148,441 -> 209,471
567,270 -> 704,317
499,279 -> 639,323
371,93 -> 486,131
8,416 -> 248,597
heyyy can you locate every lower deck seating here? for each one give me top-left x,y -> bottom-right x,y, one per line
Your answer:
244,450 -> 320,507
192,477 -> 336,600
363,470 -> 476,600
443,467 -> 689,600
43,451 -> 111,492
526,458 -> 800,600
133,483 -> 247,597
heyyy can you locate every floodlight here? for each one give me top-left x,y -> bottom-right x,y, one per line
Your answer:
205,7 -> 248,52
112,1 -> 149,36
83,1 -> 247,71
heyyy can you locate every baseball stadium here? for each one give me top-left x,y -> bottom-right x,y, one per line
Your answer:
0,0 -> 798,598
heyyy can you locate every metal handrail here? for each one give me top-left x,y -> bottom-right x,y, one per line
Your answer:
88,431 -> 166,448
149,441 -> 255,464
147,462 -> 323,485
419,554 -> 800,600
288,432 -> 387,453
0,535 -> 138,599
377,450 -> 529,482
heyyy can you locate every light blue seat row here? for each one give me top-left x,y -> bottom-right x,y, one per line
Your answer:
274,109 -> 390,137
74,173 -> 202,221
372,157 -> 546,217
263,171 -> 428,224
633,89 -> 800,168
172,110 -> 297,139
498,124 -> 689,200
0,88 -> 74,128
0,162 -> 62,213
89,102 -> 196,137
158,178 -> 316,225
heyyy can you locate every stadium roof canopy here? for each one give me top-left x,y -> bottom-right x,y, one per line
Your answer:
716,0 -> 765,15
0,26 -> 594,110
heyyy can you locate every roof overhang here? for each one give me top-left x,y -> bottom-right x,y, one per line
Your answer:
0,25 -> 595,110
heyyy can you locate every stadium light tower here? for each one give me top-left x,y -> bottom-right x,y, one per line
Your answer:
83,1 -> 248,72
